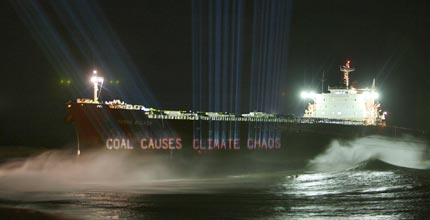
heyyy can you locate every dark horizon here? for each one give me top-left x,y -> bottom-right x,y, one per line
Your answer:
1,0 -> 430,147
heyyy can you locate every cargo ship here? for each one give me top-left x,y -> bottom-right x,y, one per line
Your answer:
65,61 -> 427,173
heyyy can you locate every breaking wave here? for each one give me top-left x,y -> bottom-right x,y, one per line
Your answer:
351,158 -> 430,173
308,135 -> 430,172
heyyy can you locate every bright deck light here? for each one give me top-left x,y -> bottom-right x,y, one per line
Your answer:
91,76 -> 104,83
300,91 -> 316,99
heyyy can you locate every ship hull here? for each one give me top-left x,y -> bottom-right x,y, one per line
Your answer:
66,102 -> 425,174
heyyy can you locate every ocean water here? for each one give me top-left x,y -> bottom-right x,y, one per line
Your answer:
0,137 -> 429,220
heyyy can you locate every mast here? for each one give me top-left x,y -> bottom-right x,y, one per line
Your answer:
321,71 -> 326,93
90,70 -> 104,103
340,60 -> 355,88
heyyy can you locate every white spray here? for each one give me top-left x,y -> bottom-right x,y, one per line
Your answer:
308,135 -> 430,172
0,150 -> 178,192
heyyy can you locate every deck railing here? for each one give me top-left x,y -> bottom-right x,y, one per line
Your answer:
146,113 -> 367,126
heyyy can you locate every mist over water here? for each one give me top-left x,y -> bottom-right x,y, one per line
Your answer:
0,135 -> 427,194
0,149 -> 283,195
0,150 -> 181,193
308,135 -> 430,172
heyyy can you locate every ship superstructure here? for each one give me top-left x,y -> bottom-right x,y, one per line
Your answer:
302,61 -> 386,125
76,68 -> 369,126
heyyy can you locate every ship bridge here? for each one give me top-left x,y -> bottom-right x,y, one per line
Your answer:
301,61 -> 386,125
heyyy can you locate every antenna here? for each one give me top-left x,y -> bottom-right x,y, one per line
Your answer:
340,60 -> 355,88
90,70 -> 104,103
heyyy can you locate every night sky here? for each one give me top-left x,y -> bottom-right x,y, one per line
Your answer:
1,0 -> 430,148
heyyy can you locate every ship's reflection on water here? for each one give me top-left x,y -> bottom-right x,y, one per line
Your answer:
0,136 -> 429,219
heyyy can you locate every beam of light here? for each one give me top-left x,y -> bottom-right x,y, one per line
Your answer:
192,0 -> 244,114
11,1 -> 83,96
249,0 -> 293,114
192,0 -> 245,141
11,0 -> 159,107
192,0 -> 292,142
11,0 -> 185,142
